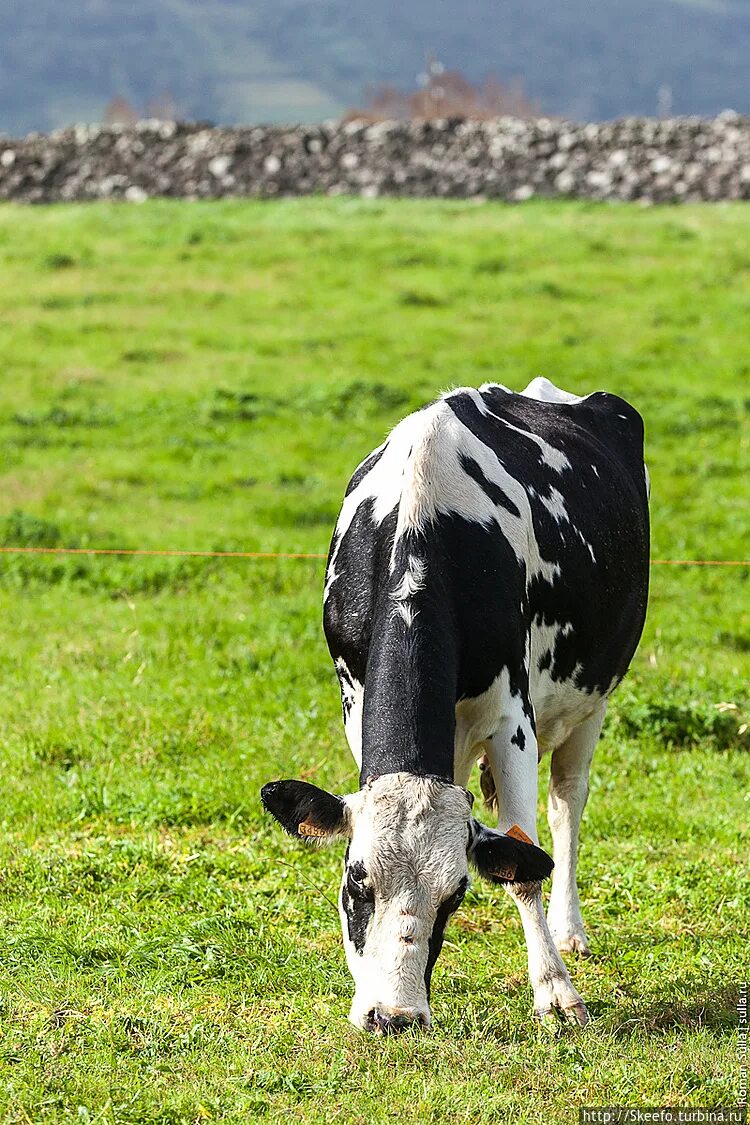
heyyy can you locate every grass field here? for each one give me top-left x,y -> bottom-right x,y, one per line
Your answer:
0,198 -> 747,1123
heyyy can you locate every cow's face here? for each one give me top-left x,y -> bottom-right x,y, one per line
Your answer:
338,774 -> 472,1032
261,772 -> 553,1034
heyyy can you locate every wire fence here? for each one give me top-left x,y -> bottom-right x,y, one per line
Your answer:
0,546 -> 746,566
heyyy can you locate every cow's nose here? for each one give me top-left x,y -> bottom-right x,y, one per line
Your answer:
365,1008 -> 425,1035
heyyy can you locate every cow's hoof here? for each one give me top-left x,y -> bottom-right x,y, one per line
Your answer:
562,1000 -> 590,1028
534,1000 -> 589,1031
555,932 -> 593,959
533,975 -> 590,1031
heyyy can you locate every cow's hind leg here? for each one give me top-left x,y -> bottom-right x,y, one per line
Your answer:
546,703 -> 606,958
488,712 -> 589,1028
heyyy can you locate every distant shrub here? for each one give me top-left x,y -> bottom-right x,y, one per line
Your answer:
208,388 -> 278,422
0,510 -> 63,548
297,379 -> 410,419
475,257 -> 508,274
610,690 -> 746,751
43,252 -> 76,270
717,630 -> 750,654
398,290 -> 446,308
207,379 -> 411,424
12,406 -> 115,428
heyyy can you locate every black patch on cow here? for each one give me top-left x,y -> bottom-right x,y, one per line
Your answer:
511,726 -> 526,751
459,453 -> 521,517
341,857 -> 375,954
260,780 -> 347,840
538,648 -> 552,673
424,876 -> 468,997
469,820 -> 554,885
520,689 -> 536,730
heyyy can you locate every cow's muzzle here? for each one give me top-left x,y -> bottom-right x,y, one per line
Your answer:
363,1007 -> 429,1035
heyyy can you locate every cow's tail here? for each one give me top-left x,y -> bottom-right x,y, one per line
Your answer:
477,748 -> 498,811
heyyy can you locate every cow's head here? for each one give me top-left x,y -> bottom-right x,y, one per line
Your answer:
261,772 -> 553,1033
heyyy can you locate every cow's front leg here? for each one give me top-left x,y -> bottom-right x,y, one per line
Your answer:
488,718 -> 589,1028
506,881 -> 589,1027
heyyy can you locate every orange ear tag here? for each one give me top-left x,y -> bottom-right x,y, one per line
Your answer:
490,863 -> 518,881
298,820 -> 327,838
506,823 -> 535,845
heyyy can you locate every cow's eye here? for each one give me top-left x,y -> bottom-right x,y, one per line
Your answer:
346,867 -> 374,902
444,877 -> 469,914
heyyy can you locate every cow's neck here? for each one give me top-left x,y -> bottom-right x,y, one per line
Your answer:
358,609 -> 457,786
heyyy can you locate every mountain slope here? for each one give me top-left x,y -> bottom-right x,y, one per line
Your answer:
1,0 -> 749,136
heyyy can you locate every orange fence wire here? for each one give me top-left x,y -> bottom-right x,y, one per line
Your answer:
0,546 -> 746,566
0,547 -> 327,559
650,559 -> 748,567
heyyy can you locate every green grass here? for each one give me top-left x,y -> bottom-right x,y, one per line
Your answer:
0,198 -> 747,1123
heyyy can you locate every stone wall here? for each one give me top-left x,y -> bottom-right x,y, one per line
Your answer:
2,113 -> 750,204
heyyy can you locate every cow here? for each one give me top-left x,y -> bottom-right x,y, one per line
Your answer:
261,376 -> 649,1034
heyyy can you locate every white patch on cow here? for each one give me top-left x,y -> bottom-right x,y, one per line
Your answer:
395,602 -> 415,627
391,554 -> 426,626
478,384 -> 572,473
529,619 -> 607,753
539,485 -> 569,524
520,376 -> 590,405
568,524 -> 596,563
454,666 -> 536,785
335,656 -> 364,766
592,465 -> 600,477
525,478 -> 596,563
644,463 -> 651,499
323,562 -> 338,601
508,463 -> 596,560
340,774 -> 472,1031
324,409 -> 443,595
392,555 -> 426,601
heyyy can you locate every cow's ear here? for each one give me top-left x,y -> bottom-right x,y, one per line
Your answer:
468,819 -> 553,885
261,780 -> 351,843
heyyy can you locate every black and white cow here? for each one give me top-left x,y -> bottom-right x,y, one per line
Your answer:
262,377 -> 649,1034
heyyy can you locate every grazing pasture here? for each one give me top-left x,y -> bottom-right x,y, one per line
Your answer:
0,199 -> 747,1123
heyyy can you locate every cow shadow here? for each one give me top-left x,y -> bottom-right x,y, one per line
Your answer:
455,979 -> 738,1040
593,982 -> 739,1039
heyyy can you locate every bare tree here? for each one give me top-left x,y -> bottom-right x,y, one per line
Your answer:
103,92 -> 180,126
346,57 -> 541,121
103,96 -> 139,126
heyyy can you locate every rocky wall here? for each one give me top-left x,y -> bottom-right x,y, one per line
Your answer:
1,113 -> 750,203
